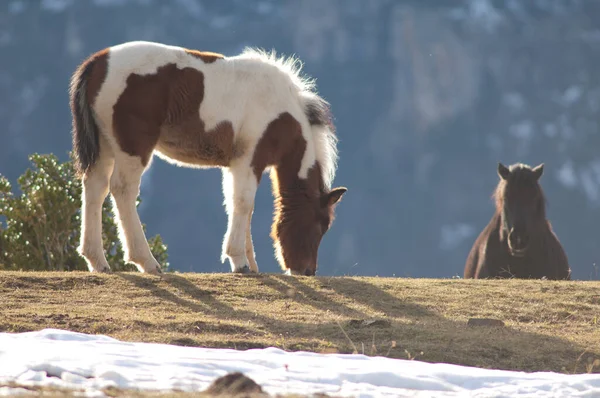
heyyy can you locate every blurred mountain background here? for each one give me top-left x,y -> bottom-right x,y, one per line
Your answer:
1,0 -> 599,279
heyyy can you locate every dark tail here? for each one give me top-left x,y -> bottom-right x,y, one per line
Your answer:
69,55 -> 102,177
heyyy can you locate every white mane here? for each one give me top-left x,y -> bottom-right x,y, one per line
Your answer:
238,47 -> 339,189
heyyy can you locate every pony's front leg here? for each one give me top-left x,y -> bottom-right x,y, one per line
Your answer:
245,206 -> 259,273
221,166 -> 258,273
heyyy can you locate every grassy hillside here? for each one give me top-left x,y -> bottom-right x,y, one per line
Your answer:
1,272 -> 599,378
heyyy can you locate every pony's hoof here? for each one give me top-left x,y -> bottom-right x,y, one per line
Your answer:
144,266 -> 162,276
136,259 -> 163,275
234,265 -> 251,274
91,266 -> 111,274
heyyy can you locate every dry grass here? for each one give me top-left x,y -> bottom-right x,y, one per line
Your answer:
0,271 -> 599,396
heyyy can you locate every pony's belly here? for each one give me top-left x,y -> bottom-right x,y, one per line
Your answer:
154,145 -> 226,168
155,122 -> 238,168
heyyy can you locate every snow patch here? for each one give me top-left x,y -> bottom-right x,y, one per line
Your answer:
3,329 -> 598,397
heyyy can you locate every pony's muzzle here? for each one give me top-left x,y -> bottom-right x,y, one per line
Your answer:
508,228 -> 529,257
286,266 -> 316,277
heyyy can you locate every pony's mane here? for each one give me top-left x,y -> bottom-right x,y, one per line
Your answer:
238,47 -> 338,190
238,47 -> 316,92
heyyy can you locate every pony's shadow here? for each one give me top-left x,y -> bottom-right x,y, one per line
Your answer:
118,273 -> 232,317
324,277 -> 433,318
116,273 -> 600,373
116,272 -> 402,336
257,274 -> 369,319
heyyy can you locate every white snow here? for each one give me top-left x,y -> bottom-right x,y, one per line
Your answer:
1,329 -> 599,397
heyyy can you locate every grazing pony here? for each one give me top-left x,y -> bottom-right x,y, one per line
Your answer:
464,163 -> 571,280
69,41 -> 347,276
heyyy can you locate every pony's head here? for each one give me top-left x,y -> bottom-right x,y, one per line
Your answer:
495,162 -> 546,257
271,176 -> 346,276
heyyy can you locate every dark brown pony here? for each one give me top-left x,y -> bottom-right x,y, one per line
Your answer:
464,163 -> 571,280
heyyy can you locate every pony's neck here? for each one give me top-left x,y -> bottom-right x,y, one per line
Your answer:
271,162 -> 323,216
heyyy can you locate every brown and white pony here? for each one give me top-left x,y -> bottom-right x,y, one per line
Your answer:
464,162 -> 571,280
69,41 -> 346,276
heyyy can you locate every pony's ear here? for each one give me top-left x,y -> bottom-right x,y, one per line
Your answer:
498,163 -> 510,180
532,163 -> 544,180
326,187 -> 347,207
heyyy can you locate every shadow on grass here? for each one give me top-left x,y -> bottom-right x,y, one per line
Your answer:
115,273 -> 599,373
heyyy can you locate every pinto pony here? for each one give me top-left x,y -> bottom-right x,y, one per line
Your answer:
69,41 -> 346,276
464,163 -> 571,280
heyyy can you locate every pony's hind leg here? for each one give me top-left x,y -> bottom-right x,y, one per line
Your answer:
110,155 -> 162,274
221,164 -> 259,273
245,207 -> 259,273
79,147 -> 114,273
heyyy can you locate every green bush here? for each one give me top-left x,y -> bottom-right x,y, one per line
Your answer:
0,153 -> 169,272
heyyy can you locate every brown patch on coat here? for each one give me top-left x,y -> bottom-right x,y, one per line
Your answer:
250,112 -> 305,181
185,49 -> 224,64
251,112 -> 340,275
112,62 -> 236,167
